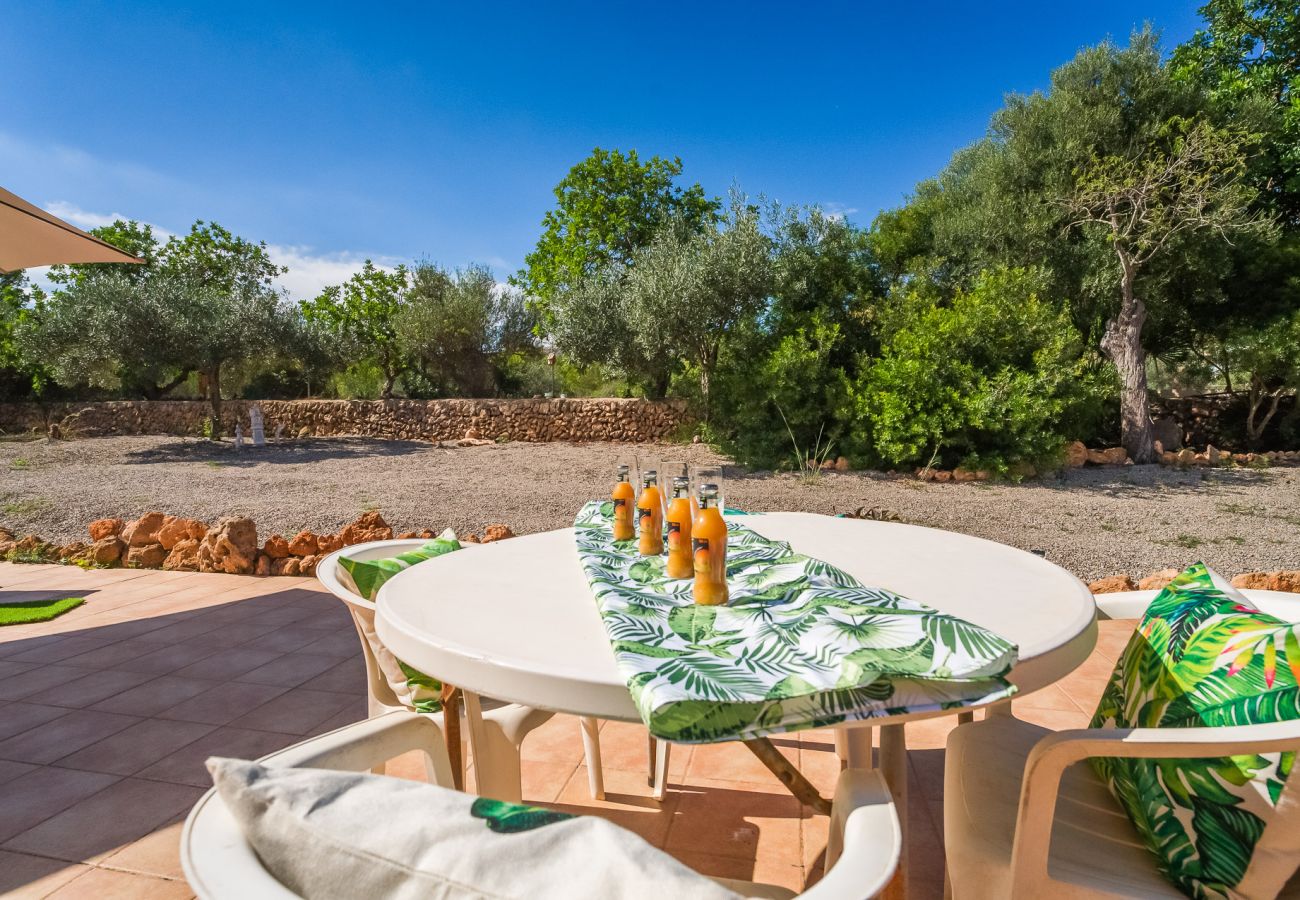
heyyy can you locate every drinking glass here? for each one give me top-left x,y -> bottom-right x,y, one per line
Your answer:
691,464 -> 725,513
660,459 -> 689,498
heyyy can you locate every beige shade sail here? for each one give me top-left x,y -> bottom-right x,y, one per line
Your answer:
0,185 -> 144,273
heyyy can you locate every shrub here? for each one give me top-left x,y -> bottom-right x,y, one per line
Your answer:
853,267 -> 1104,472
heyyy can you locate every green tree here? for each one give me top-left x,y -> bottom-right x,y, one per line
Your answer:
302,261 -> 410,399
1173,0 -> 1300,223
0,273 -> 46,400
1066,117 -> 1274,460
21,220 -> 293,434
396,263 -> 537,396
517,148 -> 719,321
855,268 -> 1103,471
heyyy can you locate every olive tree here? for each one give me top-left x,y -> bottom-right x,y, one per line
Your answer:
1066,117 -> 1274,460
302,261 -> 410,399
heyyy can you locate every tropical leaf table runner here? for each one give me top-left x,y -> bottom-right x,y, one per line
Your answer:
573,501 -> 1019,743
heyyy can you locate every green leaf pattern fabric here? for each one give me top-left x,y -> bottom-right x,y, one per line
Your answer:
339,530 -> 462,714
470,797 -> 576,833
339,533 -> 462,601
573,501 -> 1018,743
1090,562 -> 1300,898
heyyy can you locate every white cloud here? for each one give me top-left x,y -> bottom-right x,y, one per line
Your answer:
27,201 -> 399,302
820,201 -> 860,222
264,245 -> 402,301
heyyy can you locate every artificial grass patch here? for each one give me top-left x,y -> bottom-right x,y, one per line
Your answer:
0,597 -> 85,625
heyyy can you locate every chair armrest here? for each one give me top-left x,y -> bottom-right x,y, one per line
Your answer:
257,710 -> 454,786
1007,721 -> 1300,898
801,769 -> 900,900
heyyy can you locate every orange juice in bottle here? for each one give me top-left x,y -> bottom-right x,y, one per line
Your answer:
636,470 -> 664,556
665,476 -> 693,578
692,483 -> 728,605
611,464 -> 636,542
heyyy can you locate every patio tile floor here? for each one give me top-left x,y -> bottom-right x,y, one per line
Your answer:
0,561 -> 1122,898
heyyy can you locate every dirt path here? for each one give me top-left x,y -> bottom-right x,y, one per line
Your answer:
2,435 -> 1297,581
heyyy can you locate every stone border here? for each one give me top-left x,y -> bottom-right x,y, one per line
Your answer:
0,511 -> 515,578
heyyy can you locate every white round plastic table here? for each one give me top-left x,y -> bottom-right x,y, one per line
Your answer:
376,512 -> 1097,899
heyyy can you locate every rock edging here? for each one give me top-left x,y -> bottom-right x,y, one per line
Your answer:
0,511 -> 517,578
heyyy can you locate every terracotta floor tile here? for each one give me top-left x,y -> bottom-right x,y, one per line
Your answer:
308,656 -> 366,693
3,633 -> 118,664
229,688 -> 359,735
296,629 -> 366,659
238,624 -> 337,655
594,720 -> 691,778
0,849 -> 89,899
191,620 -> 283,648
3,776 -> 204,863
666,776 -> 803,862
307,701 -> 367,736
1013,681 -> 1086,713
0,709 -> 141,765
168,647 -> 283,681
138,726 -> 297,787
0,758 -> 37,785
234,652 -> 338,687
799,803 -> 830,870
0,766 -> 121,842
553,764 -> 679,847
111,643 -> 223,676
0,659 -> 35,679
0,701 -> 72,742
0,664 -> 98,701
687,737 -> 798,785
99,817 -> 187,879
517,713 -> 589,765
156,680 -> 292,726
519,757 -> 580,804
23,668 -> 157,710
53,718 -> 217,776
91,676 -> 217,717
53,637 -> 171,670
797,742 -> 844,796
45,865 -> 194,899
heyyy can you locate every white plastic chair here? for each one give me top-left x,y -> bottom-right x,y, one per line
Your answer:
317,539 -> 606,802
182,710 -> 902,900
944,587 -> 1300,899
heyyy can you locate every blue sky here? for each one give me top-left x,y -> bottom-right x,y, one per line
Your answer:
4,1 -> 1205,300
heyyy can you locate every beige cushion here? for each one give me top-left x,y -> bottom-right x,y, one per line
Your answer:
208,757 -> 740,900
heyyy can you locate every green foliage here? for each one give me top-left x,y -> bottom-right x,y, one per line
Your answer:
517,147 -> 719,322
302,261 -> 410,398
853,268 -> 1105,471
395,263 -> 537,397
1172,0 -> 1300,223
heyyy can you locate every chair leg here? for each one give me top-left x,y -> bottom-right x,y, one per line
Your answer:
652,738 -> 670,800
579,716 -> 605,801
441,685 -> 464,791
461,691 -> 524,802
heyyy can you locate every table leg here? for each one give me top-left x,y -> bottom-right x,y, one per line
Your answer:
579,716 -> 605,800
879,723 -> 909,900
653,739 -> 671,801
835,725 -> 874,769
647,733 -> 657,788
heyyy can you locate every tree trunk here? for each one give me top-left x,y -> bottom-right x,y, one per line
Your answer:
1246,376 -> 1285,447
206,365 -> 223,440
649,369 -> 670,400
381,367 -> 396,400
1100,258 -> 1156,463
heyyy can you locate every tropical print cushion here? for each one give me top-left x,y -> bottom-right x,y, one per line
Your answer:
337,530 -> 462,715
1090,562 -> 1300,899
337,530 -> 461,600
573,501 -> 1017,743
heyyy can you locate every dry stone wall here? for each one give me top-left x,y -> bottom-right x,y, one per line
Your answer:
0,398 -> 692,443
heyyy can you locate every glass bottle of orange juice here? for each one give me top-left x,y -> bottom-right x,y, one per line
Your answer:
636,471 -> 664,556
612,465 -> 636,542
664,476 -> 693,578
692,483 -> 728,605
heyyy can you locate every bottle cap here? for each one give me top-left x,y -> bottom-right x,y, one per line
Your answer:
672,476 -> 689,495
642,469 -> 658,485
699,482 -> 719,499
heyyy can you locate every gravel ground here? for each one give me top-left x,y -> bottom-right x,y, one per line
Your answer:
2,434 -> 1298,581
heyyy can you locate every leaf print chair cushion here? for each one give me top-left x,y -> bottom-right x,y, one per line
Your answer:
206,756 -> 741,900
1090,562 -> 1300,898
327,533 -> 463,715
